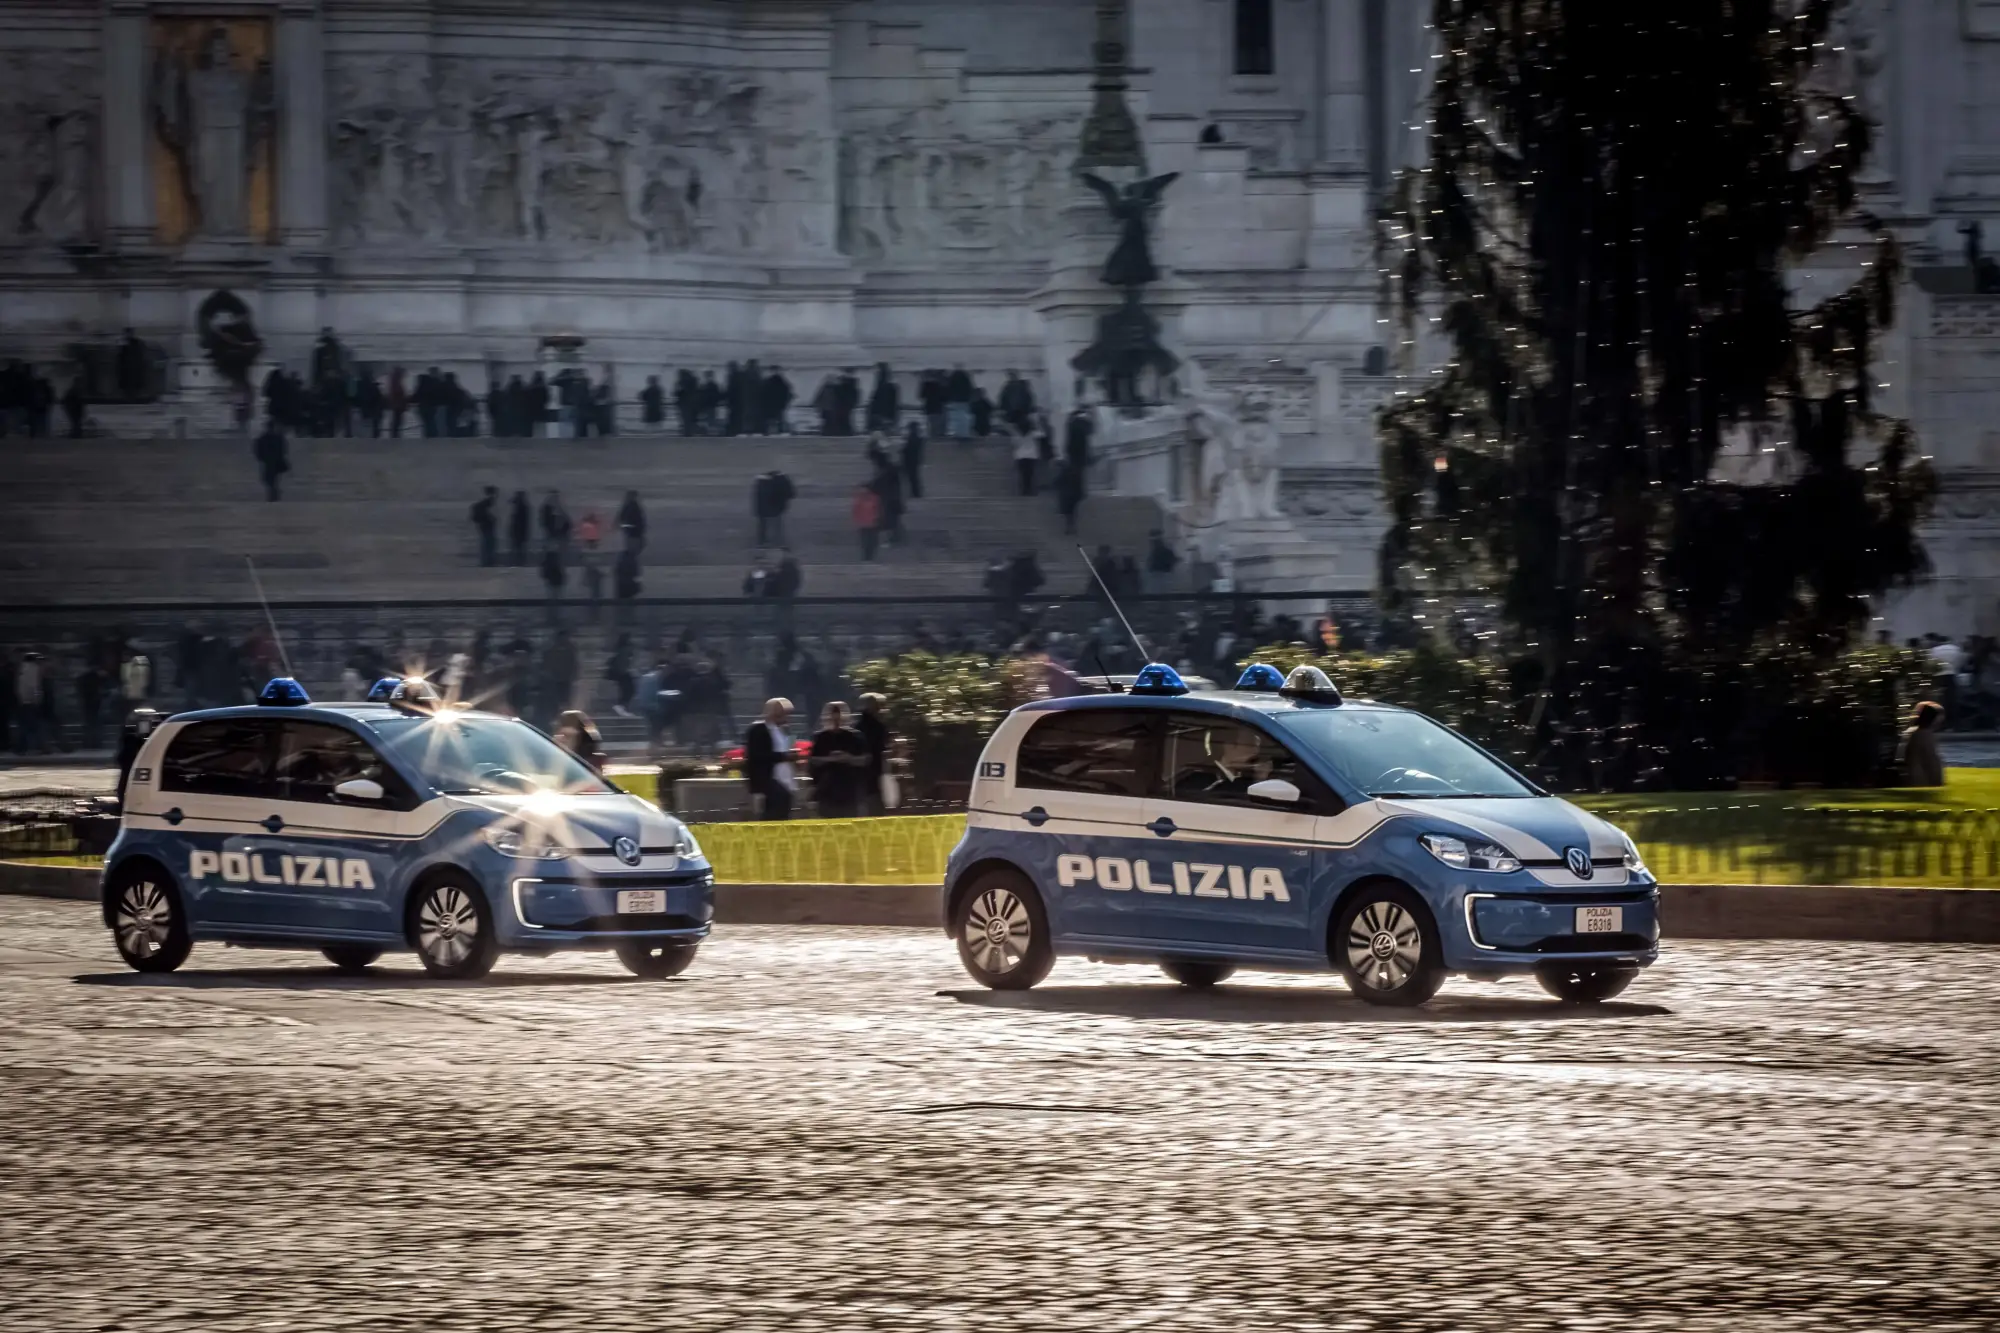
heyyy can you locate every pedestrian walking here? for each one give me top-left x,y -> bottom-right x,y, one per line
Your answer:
852,484 -> 882,561
470,486 -> 499,567
900,421 -> 925,501
253,420 -> 289,501
743,697 -> 798,820
508,490 -> 531,566
856,692 -> 892,815
553,709 -> 607,774
807,701 -> 869,819
1012,425 -> 1039,495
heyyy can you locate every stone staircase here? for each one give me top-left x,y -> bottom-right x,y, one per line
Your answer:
1,436 -> 1166,606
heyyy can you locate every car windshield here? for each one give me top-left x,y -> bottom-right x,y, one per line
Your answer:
1275,709 -> 1539,799
372,714 -> 614,796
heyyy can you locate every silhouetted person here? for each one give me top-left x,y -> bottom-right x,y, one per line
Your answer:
470,486 -> 499,567
508,490 -> 531,565
253,421 -> 289,501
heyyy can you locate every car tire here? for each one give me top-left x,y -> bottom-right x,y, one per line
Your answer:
409,874 -> 500,981
1335,883 -> 1446,1007
108,863 -> 192,974
953,868 -> 1055,991
1160,958 -> 1236,989
1536,964 -> 1638,1004
615,940 -> 698,979
322,945 -> 383,975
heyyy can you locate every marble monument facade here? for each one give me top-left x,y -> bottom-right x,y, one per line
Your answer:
0,0 -> 1994,629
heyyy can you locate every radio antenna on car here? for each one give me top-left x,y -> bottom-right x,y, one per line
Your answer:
1076,544 -> 1150,662
245,556 -> 296,679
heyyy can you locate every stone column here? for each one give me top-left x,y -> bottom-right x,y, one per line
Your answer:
102,1 -> 153,248
275,1 -> 327,250
1319,0 -> 1366,173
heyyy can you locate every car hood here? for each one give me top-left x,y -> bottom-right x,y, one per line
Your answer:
1373,795 -> 1627,860
447,791 -> 688,852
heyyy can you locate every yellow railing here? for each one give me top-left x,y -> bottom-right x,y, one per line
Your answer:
691,813 -> 967,885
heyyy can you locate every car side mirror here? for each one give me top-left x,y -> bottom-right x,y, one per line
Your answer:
333,777 -> 386,803
1247,778 -> 1301,805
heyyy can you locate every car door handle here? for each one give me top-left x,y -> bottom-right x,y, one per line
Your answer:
262,815 -> 285,833
162,807 -> 183,825
1020,806 -> 1049,827
1148,817 -> 1177,838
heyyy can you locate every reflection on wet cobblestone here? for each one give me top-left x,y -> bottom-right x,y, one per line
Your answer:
1,897 -> 1995,1331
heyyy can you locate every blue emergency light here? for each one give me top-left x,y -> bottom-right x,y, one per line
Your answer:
1127,662 -> 1190,696
257,677 -> 311,707
1234,663 -> 1285,693
365,676 -> 400,701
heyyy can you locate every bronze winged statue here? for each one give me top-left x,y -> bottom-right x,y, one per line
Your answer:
1080,171 -> 1180,289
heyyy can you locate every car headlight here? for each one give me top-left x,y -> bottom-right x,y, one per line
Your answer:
483,826 -> 568,859
1621,838 -> 1649,875
1420,833 -> 1521,874
673,824 -> 702,859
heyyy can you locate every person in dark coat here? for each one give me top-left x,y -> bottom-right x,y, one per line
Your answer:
900,422 -> 926,501
696,371 -> 722,433
1055,460 -> 1084,535
867,363 -> 899,434
856,693 -> 891,815
764,366 -> 794,435
743,697 -> 798,820
61,377 -> 86,438
998,370 -> 1035,434
253,421 -> 289,501
722,361 -> 744,435
807,701 -> 869,819
470,486 -> 499,567
640,375 -> 666,430
674,369 -> 700,435
870,454 -> 905,546
617,490 -> 647,553
508,490 -> 532,566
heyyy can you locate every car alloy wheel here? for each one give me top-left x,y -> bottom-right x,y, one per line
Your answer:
1335,885 -> 1445,1006
411,878 -> 498,980
113,874 -> 190,973
952,869 -> 1054,991
1346,900 -> 1423,993
964,886 -> 1032,977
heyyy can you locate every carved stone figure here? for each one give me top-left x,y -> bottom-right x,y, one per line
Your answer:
154,26 -> 273,238
1188,388 -> 1284,524
17,109 -> 94,241
197,288 -> 263,389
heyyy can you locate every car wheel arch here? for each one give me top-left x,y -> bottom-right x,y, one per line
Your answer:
101,854 -> 176,929
1326,874 -> 1433,959
944,856 -> 1036,934
401,863 -> 481,938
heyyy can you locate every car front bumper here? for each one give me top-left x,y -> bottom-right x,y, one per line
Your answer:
1452,883 -> 1660,971
499,869 -> 715,948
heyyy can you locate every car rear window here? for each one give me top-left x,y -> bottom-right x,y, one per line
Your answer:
1015,709 -> 1158,798
160,719 -> 277,799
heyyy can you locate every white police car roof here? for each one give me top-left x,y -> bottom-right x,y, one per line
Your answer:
162,701 -> 506,728
1025,689 -> 1406,720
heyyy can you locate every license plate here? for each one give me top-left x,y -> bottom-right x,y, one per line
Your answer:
1575,905 -> 1623,934
617,890 -> 667,914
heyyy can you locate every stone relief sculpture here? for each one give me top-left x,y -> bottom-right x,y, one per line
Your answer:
1188,388 -> 1285,525
153,25 -> 274,239
0,52 -> 99,244
328,60 -> 824,256
838,102 -> 1078,261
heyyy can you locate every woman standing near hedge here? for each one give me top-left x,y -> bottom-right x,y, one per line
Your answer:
1899,702 -> 1946,788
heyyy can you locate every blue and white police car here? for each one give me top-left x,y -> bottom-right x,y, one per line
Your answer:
942,663 -> 1659,1006
102,678 -> 713,980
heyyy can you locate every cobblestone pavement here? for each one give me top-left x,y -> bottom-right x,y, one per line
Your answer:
1,897 -> 1995,1332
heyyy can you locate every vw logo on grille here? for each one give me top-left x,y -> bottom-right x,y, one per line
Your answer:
1564,846 -> 1594,879
613,836 -> 642,866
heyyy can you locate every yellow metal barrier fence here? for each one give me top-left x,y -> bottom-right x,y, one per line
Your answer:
690,813 -> 967,885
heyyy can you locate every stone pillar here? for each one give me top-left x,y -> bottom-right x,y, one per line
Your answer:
1319,0 -> 1367,173
275,1 -> 327,250
102,1 -> 153,248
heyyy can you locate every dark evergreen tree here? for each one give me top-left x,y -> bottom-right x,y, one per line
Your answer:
1379,0 -> 1934,781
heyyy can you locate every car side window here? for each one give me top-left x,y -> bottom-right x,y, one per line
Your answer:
274,722 -> 417,808
1159,715 -> 1336,814
1016,709 -> 1159,798
160,719 -> 278,800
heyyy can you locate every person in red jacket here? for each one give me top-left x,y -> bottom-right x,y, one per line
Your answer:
852,484 -> 882,561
